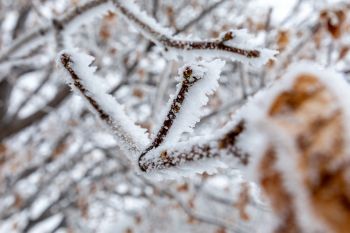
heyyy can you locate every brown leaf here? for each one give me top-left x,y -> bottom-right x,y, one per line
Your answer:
125,228 -> 133,233
277,30 -> 289,50
132,88 -> 144,99
0,144 -> 6,154
134,215 -> 142,225
215,228 -> 226,233
321,9 -> 346,39
234,183 -> 250,221
338,46 -> 349,61
78,197 -> 89,219
266,74 -> 350,233
259,148 -> 299,233
14,193 -> 23,208
176,183 -> 189,192
187,216 -> 198,224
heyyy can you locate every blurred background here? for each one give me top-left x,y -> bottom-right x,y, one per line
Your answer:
0,0 -> 349,232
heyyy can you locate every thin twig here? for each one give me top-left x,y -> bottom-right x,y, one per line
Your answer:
140,121 -> 249,172
113,0 -> 262,59
0,0 -> 110,63
138,66 -> 202,171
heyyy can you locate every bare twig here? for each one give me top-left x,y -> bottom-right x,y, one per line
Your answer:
11,63 -> 54,119
138,176 -> 249,233
175,0 -> 228,34
0,86 -> 70,141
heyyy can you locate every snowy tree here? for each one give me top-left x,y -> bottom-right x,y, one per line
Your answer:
0,0 -> 350,232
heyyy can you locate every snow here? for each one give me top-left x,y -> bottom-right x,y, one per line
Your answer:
136,59 -> 250,179
62,1 -> 115,49
236,61 -> 350,232
141,120 -> 246,179
0,26 -> 51,62
167,46 -> 277,67
220,29 -> 279,66
251,0 -> 298,23
161,31 -> 278,67
58,49 -> 150,159
0,0 -> 114,62
0,55 -> 48,83
239,61 -> 350,160
145,148 -> 228,181
3,0 -> 350,232
163,59 -> 225,145
112,0 -> 277,67
28,214 -> 63,233
113,0 -> 173,43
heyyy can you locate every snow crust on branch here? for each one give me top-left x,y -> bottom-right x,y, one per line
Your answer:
138,60 -> 229,175
58,49 -> 149,158
140,120 -> 249,180
0,0 -> 113,62
59,1 -> 115,49
48,0 -> 277,178
139,61 -> 350,192
0,26 -> 51,63
1,0 -> 277,69
162,31 -> 278,67
112,0 -> 277,67
112,0 -> 173,42
164,59 -> 225,145
55,53 -> 245,178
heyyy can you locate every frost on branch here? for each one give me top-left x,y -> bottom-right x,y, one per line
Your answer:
58,0 -> 114,49
58,49 -> 149,158
239,63 -> 350,233
161,59 -> 225,145
0,0 -> 113,62
139,120 -> 249,176
139,59 -> 230,174
112,0 -> 277,66
160,29 -> 278,67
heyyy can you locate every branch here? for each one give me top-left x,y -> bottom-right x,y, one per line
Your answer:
0,86 -> 70,142
144,66 -> 203,151
139,120 -> 249,173
1,0 -> 276,68
54,0 -> 277,176
138,66 -> 203,170
122,0 -> 230,81
0,0 -> 112,62
11,63 -> 54,119
112,0 -> 277,66
138,60 -> 226,172
59,51 -> 149,157
175,0 -> 227,34
20,157 -> 111,233
138,176 -> 248,232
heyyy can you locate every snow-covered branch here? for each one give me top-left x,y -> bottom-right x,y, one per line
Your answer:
139,120 -> 249,174
138,60 -> 229,173
112,0 -> 277,66
0,0 -> 112,62
1,0 -> 276,72
59,50 -> 149,157
140,66 -> 204,155
2,1 -> 350,232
